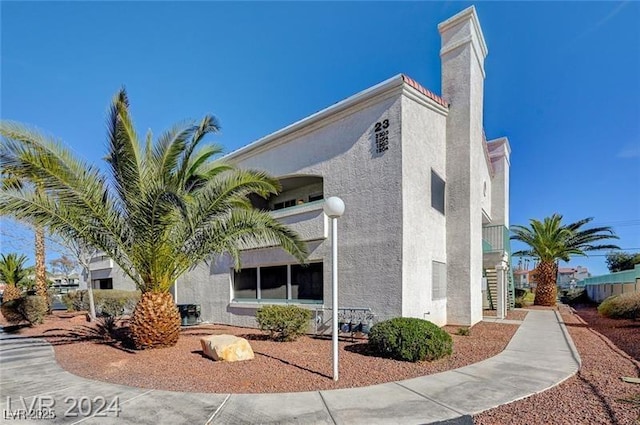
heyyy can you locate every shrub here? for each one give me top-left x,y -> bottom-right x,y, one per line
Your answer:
598,292 -> 640,319
255,305 -> 312,341
62,290 -> 140,316
1,300 -> 25,323
21,296 -> 48,324
560,288 -> 589,305
0,295 -> 48,325
368,317 -> 453,362
456,327 -> 470,336
514,288 -> 527,298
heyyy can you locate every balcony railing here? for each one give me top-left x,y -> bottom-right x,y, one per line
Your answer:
482,225 -> 510,254
269,200 -> 327,242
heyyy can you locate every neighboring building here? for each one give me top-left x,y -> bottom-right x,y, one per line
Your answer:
51,272 -> 81,294
90,6 -> 513,327
87,253 -> 136,291
557,266 -> 589,289
513,269 -> 534,289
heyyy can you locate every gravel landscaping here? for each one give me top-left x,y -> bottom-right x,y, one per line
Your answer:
1,312 -> 519,393
474,304 -> 640,425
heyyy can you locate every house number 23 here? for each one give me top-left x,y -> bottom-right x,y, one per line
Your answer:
374,119 -> 390,153
374,119 -> 389,132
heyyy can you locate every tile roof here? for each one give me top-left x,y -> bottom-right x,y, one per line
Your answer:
401,74 -> 449,108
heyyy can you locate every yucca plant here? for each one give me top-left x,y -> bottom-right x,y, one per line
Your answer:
0,89 -> 307,348
511,214 -> 619,306
0,253 -> 33,301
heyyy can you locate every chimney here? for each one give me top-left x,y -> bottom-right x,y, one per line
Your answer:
439,6 -> 489,326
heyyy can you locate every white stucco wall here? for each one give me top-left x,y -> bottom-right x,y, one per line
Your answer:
178,87 -> 407,326
489,138 -> 511,228
400,92 -> 448,325
440,6 -> 488,326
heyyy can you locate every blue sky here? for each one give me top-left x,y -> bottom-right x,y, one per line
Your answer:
1,1 -> 639,276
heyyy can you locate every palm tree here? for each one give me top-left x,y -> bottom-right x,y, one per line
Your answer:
0,89 -> 307,348
511,214 -> 619,306
0,253 -> 33,301
1,174 -> 48,300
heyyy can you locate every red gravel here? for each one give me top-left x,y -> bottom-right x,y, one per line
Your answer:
1,312 -> 518,393
474,305 -> 640,425
483,308 -> 529,321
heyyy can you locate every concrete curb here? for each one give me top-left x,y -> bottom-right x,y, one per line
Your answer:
554,308 -> 582,368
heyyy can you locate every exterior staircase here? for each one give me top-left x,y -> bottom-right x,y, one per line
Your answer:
485,268 -> 498,310
485,267 -> 515,310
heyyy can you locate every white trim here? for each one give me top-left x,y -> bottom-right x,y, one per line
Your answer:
225,75 -> 404,162
224,74 -> 447,163
438,6 -> 488,79
401,85 -> 449,116
438,6 -> 488,58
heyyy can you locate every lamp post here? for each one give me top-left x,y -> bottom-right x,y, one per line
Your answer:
323,196 -> 345,381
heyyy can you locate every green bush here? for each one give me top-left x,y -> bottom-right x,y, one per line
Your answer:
368,317 -> 453,362
21,296 -> 48,324
598,292 -> 640,319
1,295 -> 48,325
456,327 -> 470,336
1,300 -> 25,323
61,290 -> 84,311
255,305 -> 312,341
62,289 -> 140,316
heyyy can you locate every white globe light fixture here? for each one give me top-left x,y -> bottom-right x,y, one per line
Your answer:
323,196 -> 345,381
323,196 -> 345,218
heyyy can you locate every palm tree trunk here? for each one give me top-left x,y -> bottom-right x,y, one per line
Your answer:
2,284 -> 22,302
35,226 -> 47,297
129,291 -> 181,349
534,261 -> 557,306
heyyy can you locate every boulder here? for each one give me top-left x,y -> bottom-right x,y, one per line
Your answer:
200,334 -> 254,362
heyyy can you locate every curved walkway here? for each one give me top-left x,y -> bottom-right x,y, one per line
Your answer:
0,310 -> 580,425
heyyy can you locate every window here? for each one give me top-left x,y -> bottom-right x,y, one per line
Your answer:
233,268 -> 257,299
273,199 -> 296,210
92,278 -> 113,290
308,193 -> 324,202
232,263 -> 323,303
260,265 -> 287,300
432,261 -> 446,300
291,263 -> 323,301
431,170 -> 445,215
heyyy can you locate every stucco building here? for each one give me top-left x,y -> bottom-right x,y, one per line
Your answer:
90,6 -> 513,327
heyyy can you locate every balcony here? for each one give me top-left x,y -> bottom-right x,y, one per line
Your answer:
89,255 -> 113,271
245,175 -> 327,245
482,225 -> 510,254
270,200 -> 327,242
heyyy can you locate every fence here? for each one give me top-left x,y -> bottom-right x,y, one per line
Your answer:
581,265 -> 640,303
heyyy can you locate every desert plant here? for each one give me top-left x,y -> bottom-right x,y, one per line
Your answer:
456,327 -> 470,336
1,295 -> 48,325
598,292 -> 640,319
21,295 -> 48,324
255,304 -> 312,341
0,253 -> 32,302
1,299 -> 25,323
368,317 -> 453,362
0,90 -> 307,349
512,215 -> 619,306
62,289 -> 140,315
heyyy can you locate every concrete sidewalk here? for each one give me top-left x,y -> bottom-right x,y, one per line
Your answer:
0,310 -> 580,425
